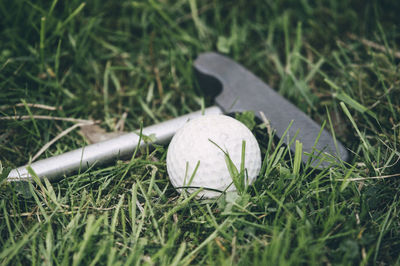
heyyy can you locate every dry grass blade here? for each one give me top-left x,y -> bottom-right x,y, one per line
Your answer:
31,121 -> 94,162
115,111 -> 128,132
0,115 -> 96,124
337,173 -> 400,181
259,111 -> 272,136
79,124 -> 126,144
347,33 -> 400,59
0,103 -> 60,111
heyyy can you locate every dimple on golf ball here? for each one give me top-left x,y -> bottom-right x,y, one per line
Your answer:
166,115 -> 261,198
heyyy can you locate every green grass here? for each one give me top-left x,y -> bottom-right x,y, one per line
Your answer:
1,0 -> 400,265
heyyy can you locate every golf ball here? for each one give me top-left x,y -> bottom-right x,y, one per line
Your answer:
166,115 -> 261,198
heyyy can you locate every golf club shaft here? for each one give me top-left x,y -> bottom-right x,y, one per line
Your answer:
7,106 -> 223,182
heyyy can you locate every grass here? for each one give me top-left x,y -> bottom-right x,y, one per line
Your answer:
1,0 -> 400,264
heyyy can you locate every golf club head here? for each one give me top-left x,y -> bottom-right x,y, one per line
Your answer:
194,52 -> 349,167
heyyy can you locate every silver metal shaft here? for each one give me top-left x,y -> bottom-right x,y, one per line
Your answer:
7,106 -> 223,182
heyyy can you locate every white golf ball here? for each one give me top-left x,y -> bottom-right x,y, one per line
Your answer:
166,115 -> 261,198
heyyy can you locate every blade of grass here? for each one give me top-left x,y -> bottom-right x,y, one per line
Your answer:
72,214 -> 104,266
0,223 -> 41,264
293,140 -> 302,176
21,99 -> 40,137
40,17 -> 46,71
181,219 -> 231,265
55,2 -> 86,34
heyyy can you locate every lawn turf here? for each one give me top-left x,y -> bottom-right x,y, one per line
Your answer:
1,0 -> 400,265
